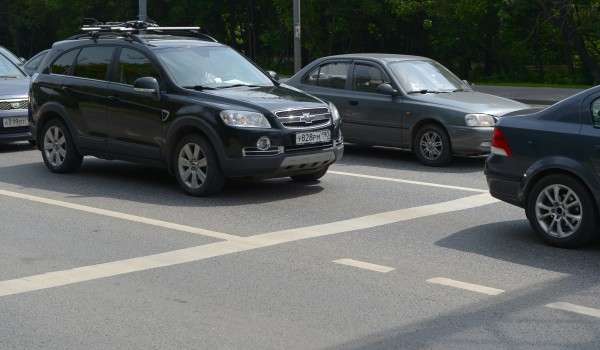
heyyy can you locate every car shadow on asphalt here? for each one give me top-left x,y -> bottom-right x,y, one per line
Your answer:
0,141 -> 36,153
0,160 -> 326,206
338,143 -> 487,174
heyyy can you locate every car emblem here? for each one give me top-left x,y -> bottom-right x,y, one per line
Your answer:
10,102 -> 20,109
301,112 -> 314,124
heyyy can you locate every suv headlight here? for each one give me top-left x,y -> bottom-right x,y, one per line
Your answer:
328,102 -> 341,124
220,110 -> 271,128
465,113 -> 495,127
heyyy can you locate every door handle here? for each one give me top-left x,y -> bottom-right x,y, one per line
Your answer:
349,100 -> 359,106
61,86 -> 72,92
108,95 -> 120,102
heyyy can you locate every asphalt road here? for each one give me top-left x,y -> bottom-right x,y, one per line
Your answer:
1,141 -> 599,349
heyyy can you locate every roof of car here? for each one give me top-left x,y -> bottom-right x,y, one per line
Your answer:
319,53 -> 431,62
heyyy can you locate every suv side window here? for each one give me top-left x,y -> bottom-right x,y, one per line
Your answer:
73,46 -> 115,81
592,98 -> 600,127
50,49 -> 79,75
301,62 -> 349,90
116,48 -> 162,86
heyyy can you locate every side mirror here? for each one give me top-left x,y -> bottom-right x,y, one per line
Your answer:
267,70 -> 280,82
133,77 -> 161,102
376,83 -> 399,96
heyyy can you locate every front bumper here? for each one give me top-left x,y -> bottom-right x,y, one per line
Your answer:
447,125 -> 493,155
0,112 -> 33,143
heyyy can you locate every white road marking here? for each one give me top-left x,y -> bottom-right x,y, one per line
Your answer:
0,193 -> 499,297
0,189 -> 237,241
333,259 -> 395,273
329,170 -> 488,193
547,302 -> 600,318
427,277 -> 505,295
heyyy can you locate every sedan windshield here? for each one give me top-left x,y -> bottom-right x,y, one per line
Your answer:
0,54 -> 26,78
155,45 -> 274,89
388,60 -> 469,93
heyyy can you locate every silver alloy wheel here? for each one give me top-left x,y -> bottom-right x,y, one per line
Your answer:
43,125 -> 67,167
419,131 -> 443,160
177,142 -> 208,189
535,184 -> 582,238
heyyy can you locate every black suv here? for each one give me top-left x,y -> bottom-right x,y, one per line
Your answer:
29,21 -> 343,195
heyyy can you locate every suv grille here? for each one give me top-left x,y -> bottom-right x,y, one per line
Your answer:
275,108 -> 331,129
0,100 -> 28,110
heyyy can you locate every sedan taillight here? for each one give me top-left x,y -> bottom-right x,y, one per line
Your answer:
490,127 -> 512,156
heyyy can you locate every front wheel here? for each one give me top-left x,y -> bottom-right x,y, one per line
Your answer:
525,174 -> 598,248
414,124 -> 453,166
290,166 -> 329,182
173,134 -> 225,196
41,119 -> 82,173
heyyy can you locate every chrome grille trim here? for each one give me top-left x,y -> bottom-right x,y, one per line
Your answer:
275,108 -> 331,129
0,99 -> 28,111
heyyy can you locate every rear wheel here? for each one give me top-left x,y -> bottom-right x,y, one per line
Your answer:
174,134 -> 225,196
525,174 -> 598,248
414,124 -> 453,166
41,119 -> 82,173
290,166 -> 329,182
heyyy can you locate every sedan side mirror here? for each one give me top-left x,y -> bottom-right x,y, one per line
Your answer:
267,70 -> 280,82
134,77 -> 162,102
376,83 -> 400,96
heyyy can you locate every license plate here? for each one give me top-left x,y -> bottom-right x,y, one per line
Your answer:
3,117 -> 28,128
296,130 -> 331,144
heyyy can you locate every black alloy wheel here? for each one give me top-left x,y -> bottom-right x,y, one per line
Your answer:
41,119 -> 83,173
174,133 -> 225,196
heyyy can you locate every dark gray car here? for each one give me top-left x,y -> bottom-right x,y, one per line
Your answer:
286,53 -> 529,166
486,85 -> 600,248
0,53 -> 32,144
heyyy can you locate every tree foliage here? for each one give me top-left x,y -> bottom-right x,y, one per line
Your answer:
0,0 -> 598,85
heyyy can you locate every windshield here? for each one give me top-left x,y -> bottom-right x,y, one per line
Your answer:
388,60 -> 469,93
0,54 -> 26,78
155,45 -> 274,89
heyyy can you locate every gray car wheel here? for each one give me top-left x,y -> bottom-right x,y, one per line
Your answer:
414,124 -> 453,166
41,119 -> 83,173
174,134 -> 225,196
526,174 -> 598,248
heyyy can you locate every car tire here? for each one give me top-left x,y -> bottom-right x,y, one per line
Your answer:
290,166 -> 329,182
525,174 -> 598,248
414,124 -> 453,166
41,119 -> 83,173
174,133 -> 225,196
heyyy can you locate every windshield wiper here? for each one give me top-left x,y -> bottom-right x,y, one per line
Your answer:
408,89 -> 437,94
182,85 -> 217,91
218,84 -> 259,89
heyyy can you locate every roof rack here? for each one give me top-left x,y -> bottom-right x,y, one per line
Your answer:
71,18 -> 218,43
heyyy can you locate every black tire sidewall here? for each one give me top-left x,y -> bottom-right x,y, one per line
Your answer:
41,119 -> 82,173
414,124 -> 453,166
173,134 -> 225,196
526,174 -> 598,248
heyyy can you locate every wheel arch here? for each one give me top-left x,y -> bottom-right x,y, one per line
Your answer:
410,119 -> 447,152
35,103 -> 79,153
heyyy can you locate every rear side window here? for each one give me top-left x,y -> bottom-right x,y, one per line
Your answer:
301,62 -> 349,90
591,98 -> 600,127
115,48 -> 162,85
73,46 -> 115,81
50,49 -> 79,75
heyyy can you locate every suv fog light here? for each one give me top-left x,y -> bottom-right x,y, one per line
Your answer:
257,137 -> 271,150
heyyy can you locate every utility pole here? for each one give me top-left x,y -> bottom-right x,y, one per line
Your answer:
293,0 -> 301,73
139,0 -> 147,21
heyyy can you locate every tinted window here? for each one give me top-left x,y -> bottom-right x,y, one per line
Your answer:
50,49 -> 79,75
73,46 -> 115,80
116,48 -> 162,85
352,64 -> 390,93
301,62 -> 349,90
591,98 -> 600,127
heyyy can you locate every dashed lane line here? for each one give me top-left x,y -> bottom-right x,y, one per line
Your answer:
427,277 -> 505,295
333,259 -> 395,273
547,302 -> 600,318
0,193 -> 499,297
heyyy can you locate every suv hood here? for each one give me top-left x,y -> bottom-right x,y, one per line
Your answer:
0,77 -> 29,99
205,85 -> 328,112
411,91 -> 529,117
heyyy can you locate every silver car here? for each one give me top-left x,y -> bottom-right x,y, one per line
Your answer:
286,53 -> 530,166
0,53 -> 32,144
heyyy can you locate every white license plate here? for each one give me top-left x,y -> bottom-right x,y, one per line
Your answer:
296,130 -> 331,145
3,117 -> 28,128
